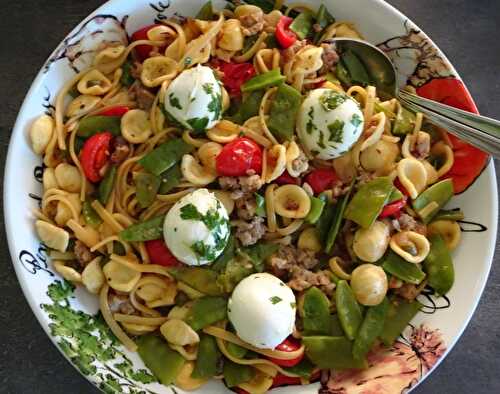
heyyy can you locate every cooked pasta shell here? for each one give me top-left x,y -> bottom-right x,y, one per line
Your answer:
235,4 -> 263,19
147,25 -> 177,42
273,184 -> 311,219
30,115 -> 54,155
333,150 -> 357,182
35,220 -> 69,252
359,139 -> 399,174
66,95 -> 100,118
207,120 -> 239,144
121,323 -> 157,336
421,159 -> 439,185
167,304 -> 191,320
298,227 -> 321,252
198,142 -> 223,172
81,257 -> 105,294
262,144 -> 286,183
238,371 -> 274,394
285,141 -> 308,177
353,221 -> 390,263
262,10 -> 282,29
54,163 -> 81,193
431,141 -> 454,178
360,112 -> 386,151
181,154 -> 217,186
221,86 -> 230,112
427,220 -> 461,251
141,56 -> 178,88
77,69 -> 112,96
103,260 -> 141,292
218,19 -> 244,51
121,109 -> 152,144
43,168 -> 59,190
55,193 -> 82,226
136,275 -> 177,308
174,361 -> 207,391
390,230 -> 430,263
212,190 -> 235,215
160,319 -> 200,346
396,158 -> 427,199
293,46 -> 324,75
53,260 -> 82,283
94,45 -> 126,73
254,48 -> 274,74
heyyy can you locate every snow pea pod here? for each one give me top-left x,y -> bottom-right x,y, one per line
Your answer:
186,296 -> 227,331
98,165 -> 117,205
168,266 -> 223,296
223,360 -> 255,387
241,242 -> 279,272
387,187 -> 404,203
282,358 -> 315,378
313,4 -> 335,44
302,286 -> 331,335
336,280 -> 363,340
382,251 -> 426,285
412,178 -> 454,223
120,61 -> 135,87
226,342 -> 248,358
135,172 -> 161,208
229,90 -> 265,124
431,208 -> 464,222
77,115 -> 121,137
392,105 -> 416,136
158,164 -> 182,194
267,83 -> 302,142
325,178 -> 354,253
289,11 -> 314,40
255,192 -> 267,217
303,336 -> 367,369
423,234 -> 454,296
330,314 -> 345,336
211,235 -> 236,273
196,0 -> 214,20
352,297 -> 389,360
137,335 -> 185,385
192,334 -> 221,379
340,50 -> 371,86
139,138 -> 194,176
241,69 -> 285,93
380,299 -> 422,346
119,215 -> 164,242
344,177 -> 394,228
82,200 -> 102,228
305,195 -> 325,224
316,199 -> 336,246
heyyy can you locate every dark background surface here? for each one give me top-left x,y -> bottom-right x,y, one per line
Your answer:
1,0 -> 499,393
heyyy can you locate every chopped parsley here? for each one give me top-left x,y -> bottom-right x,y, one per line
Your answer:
207,92 -> 222,121
306,106 -> 316,134
318,130 -> 326,149
187,117 -> 209,133
270,296 -> 282,305
184,57 -> 192,66
168,93 -> 182,110
351,113 -> 363,127
202,83 -> 214,95
328,119 -> 345,144
290,302 -> 296,308
319,91 -> 347,111
191,241 -> 219,263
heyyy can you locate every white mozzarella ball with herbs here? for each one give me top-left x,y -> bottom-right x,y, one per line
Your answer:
297,88 -> 364,160
163,64 -> 222,132
163,188 -> 229,266
228,273 -> 296,349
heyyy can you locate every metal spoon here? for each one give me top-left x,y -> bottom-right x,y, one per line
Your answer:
330,37 -> 500,157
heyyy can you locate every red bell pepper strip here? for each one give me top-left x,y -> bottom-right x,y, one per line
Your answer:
275,16 -> 297,49
275,171 -> 300,185
217,61 -> 256,97
394,178 -> 410,197
305,168 -> 339,194
272,374 -> 302,388
80,132 -> 113,183
145,239 -> 181,267
379,197 -> 407,219
99,106 -> 130,117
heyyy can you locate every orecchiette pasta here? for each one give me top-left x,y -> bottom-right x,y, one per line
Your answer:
396,158 -> 427,199
262,144 -> 286,183
35,220 -> 69,252
431,141 -> 455,178
160,319 -> 200,346
81,257 -> 105,294
360,112 -> 386,151
121,109 -> 152,144
218,19 -> 244,51
66,95 -> 100,118
212,190 -> 235,215
136,275 -> 177,307
390,230 -> 430,263
353,221 -> 390,262
53,260 -> 82,283
181,154 -> 217,186
285,141 -> 309,177
30,114 -> 54,155
103,260 -> 141,292
174,361 -> 207,391
54,163 -> 82,193
94,45 -> 127,73
77,69 -> 112,96
197,142 -> 223,172
297,227 -> 322,252
359,139 -> 399,174
273,185 -> 311,219
427,220 -> 461,251
55,193 -> 81,226
141,56 -> 178,87
43,168 -> 59,190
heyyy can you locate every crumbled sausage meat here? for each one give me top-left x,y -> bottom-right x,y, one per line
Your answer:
319,43 -> 339,74
74,240 -> 94,267
110,136 -> 130,164
108,293 -> 136,315
239,12 -> 264,36
269,245 -> 319,272
235,196 -> 257,220
234,216 -> 266,246
288,267 -> 335,296
282,40 -> 308,65
291,150 -> 309,176
392,213 -> 427,235
128,81 -> 155,110
219,172 -> 263,200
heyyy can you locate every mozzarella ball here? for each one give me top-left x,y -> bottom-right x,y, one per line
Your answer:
163,188 -> 229,266
163,65 -> 222,132
297,89 -> 364,159
228,273 -> 296,349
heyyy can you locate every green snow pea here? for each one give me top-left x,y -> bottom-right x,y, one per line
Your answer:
412,178 -> 454,224
267,83 -> 302,142
158,164 -> 182,194
211,234 -> 236,273
119,215 -> 164,242
290,11 -> 314,40
392,105 -> 416,136
387,187 -> 404,203
380,299 -> 422,346
336,280 -> 363,340
303,336 -> 367,369
196,0 -> 214,20
223,360 -> 255,387
316,198 -> 336,246
137,335 -> 185,385
98,165 -> 117,205
168,266 -> 223,296
325,179 -> 354,253
186,296 -> 227,331
82,200 -> 102,228
282,358 -> 315,378
340,50 -> 371,86
313,4 -> 335,44
77,116 -> 121,138
241,242 -> 279,272
192,334 -> 221,379
352,297 -> 389,359
229,90 -> 265,124
432,208 -> 465,222
382,251 -> 426,285
344,177 -> 394,228
241,69 -> 285,93
336,60 -> 352,86
139,138 -> 194,176
302,287 -> 331,335
120,61 -> 135,87
305,195 -> 326,224
135,172 -> 161,208
216,256 -> 254,293
330,314 -> 345,336
423,234 -> 454,296
255,193 -> 267,217
226,342 -> 248,358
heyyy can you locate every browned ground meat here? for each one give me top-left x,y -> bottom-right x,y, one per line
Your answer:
110,136 -> 130,164
282,40 -> 307,65
235,196 -> 257,220
234,216 -> 266,246
269,245 -> 319,272
239,12 -> 264,36
319,43 -> 339,74
74,240 -> 94,267
291,150 -> 309,176
128,81 -> 155,110
219,172 -> 263,200
108,293 -> 136,315
392,213 -> 427,235
288,267 -> 335,296
415,132 -> 431,159
130,61 -> 142,80
395,283 -> 420,301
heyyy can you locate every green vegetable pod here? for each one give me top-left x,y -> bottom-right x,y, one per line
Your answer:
325,179 -> 354,253
380,299 -> 422,346
192,334 -> 221,379
135,172 -> 161,208
412,179 -> 454,223
98,165 -> 117,205
82,200 -> 102,228
303,336 -> 367,369
119,215 -> 164,242
382,251 -> 426,285
168,266 -> 223,296
139,138 -> 194,176
77,115 -> 122,138
223,360 -> 255,387
301,286 -> 331,335
185,296 -> 228,331
336,280 -> 363,340
267,83 -> 302,142
305,195 -> 325,224
392,104 -> 416,136
158,164 -> 182,194
352,297 -> 389,359
289,11 -> 314,40
241,69 -> 285,92
423,234 -> 454,296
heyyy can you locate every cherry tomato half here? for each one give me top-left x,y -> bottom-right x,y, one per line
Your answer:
267,337 -> 304,367
99,106 -> 130,117
305,168 -> 339,194
379,197 -> 407,219
275,16 -> 297,49
216,137 -> 263,176
80,132 -> 113,183
272,374 -> 302,388
131,24 -> 164,61
217,61 -> 256,97
275,171 -> 300,185
145,239 -> 181,267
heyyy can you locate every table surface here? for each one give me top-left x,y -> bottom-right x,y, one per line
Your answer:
1,0 -> 499,393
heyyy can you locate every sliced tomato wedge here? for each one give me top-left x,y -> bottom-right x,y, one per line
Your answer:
99,106 -> 130,117
271,374 -> 302,388
305,168 -> 339,194
145,239 -> 181,267
216,61 -> 256,97
275,171 -> 300,185
416,77 -> 488,194
379,197 -> 407,219
80,132 -> 112,183
267,337 -> 304,367
131,24 -> 164,61
216,137 -> 263,176
275,16 -> 297,49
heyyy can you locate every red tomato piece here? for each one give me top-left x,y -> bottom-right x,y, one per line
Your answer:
267,337 -> 304,367
275,171 -> 300,185
235,389 -> 249,394
305,168 -> 339,194
217,61 -> 256,97
145,239 -> 181,267
99,106 -> 130,117
80,132 -> 113,183
131,24 -> 164,61
394,178 -> 410,197
275,16 -> 297,49
272,374 -> 302,388
216,137 -> 263,176
379,197 -> 407,219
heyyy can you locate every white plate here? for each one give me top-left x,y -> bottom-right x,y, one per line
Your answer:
4,0 -> 497,393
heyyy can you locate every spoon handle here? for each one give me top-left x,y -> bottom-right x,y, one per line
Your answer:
398,90 -> 500,157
